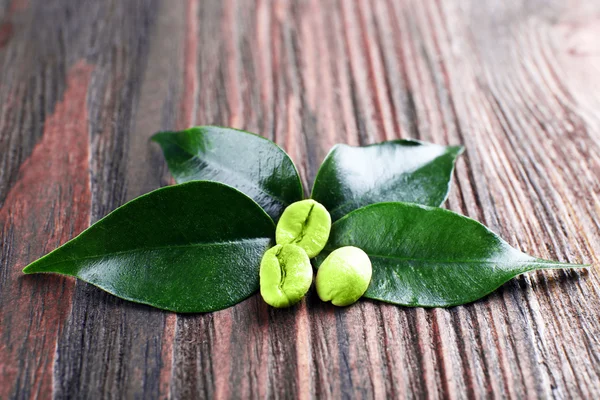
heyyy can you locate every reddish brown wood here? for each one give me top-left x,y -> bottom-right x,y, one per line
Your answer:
1,0 -> 599,399
0,21 -> 11,48
0,61 -> 92,399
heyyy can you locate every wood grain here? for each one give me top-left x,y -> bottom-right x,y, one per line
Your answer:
1,0 -> 599,398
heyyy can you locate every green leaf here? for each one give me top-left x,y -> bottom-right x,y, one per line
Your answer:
315,202 -> 586,307
23,181 -> 275,313
152,126 -> 303,222
311,140 -> 464,221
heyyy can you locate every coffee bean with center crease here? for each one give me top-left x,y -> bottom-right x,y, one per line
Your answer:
259,244 -> 313,308
275,199 -> 331,258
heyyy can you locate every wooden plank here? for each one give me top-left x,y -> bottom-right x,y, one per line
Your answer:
49,1 -> 179,399
0,60 -> 91,400
0,2 -> 90,397
0,0 -> 599,398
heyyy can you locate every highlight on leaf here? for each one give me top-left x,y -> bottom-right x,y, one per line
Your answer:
152,126 -> 303,222
311,140 -> 464,221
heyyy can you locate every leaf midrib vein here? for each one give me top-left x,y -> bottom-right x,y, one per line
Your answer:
38,238 -> 270,269
324,249 -> 572,267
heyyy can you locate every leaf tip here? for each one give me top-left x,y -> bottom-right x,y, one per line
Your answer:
21,248 -> 69,276
22,263 -> 37,274
451,145 -> 465,156
533,258 -> 591,271
150,131 -> 170,143
22,257 -> 49,274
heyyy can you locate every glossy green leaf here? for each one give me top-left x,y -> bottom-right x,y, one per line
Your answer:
23,181 -> 275,313
315,202 -> 586,307
311,140 -> 464,221
152,126 -> 303,222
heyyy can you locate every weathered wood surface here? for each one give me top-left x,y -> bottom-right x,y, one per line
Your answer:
1,0 -> 599,398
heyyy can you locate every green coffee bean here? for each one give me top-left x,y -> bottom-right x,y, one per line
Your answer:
259,244 -> 313,308
276,199 -> 331,258
316,246 -> 372,306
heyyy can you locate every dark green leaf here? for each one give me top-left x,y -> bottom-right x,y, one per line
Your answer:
311,140 -> 464,221
23,181 -> 275,313
152,126 -> 303,221
315,202 -> 586,307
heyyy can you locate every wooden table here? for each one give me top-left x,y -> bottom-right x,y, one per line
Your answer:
1,1 -> 599,398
